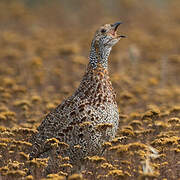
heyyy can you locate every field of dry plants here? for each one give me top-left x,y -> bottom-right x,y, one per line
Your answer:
0,0 -> 180,179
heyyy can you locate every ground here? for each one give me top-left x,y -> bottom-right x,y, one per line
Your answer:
0,1 -> 180,179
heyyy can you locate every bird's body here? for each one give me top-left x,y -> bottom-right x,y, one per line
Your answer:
29,22 -> 125,173
30,65 -> 119,162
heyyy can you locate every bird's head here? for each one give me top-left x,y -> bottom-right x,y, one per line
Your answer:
93,22 -> 126,48
89,22 -> 126,69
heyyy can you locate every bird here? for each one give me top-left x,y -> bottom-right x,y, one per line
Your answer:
29,22 -> 126,174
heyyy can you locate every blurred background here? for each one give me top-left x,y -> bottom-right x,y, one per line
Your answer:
0,1 -> 180,179
1,0 -> 180,118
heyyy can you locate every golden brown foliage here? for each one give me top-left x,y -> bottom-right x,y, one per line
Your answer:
0,0 -> 180,179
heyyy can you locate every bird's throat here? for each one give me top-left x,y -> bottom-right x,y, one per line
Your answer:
89,41 -> 111,70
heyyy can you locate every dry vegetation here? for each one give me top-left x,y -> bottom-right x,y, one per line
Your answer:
0,0 -> 180,179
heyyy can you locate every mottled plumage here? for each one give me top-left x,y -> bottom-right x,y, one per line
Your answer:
29,22 -> 126,173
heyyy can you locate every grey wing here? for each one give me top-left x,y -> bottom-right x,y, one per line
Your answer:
29,95 -> 93,160
29,99 -> 71,160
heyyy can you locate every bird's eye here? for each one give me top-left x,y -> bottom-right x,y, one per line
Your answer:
101,29 -> 106,33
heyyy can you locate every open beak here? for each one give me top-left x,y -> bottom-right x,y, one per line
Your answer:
111,22 -> 127,38
112,22 -> 123,31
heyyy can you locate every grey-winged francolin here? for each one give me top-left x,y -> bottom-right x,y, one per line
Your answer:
29,22 -> 126,173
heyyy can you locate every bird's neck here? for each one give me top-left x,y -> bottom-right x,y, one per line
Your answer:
89,40 -> 112,70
